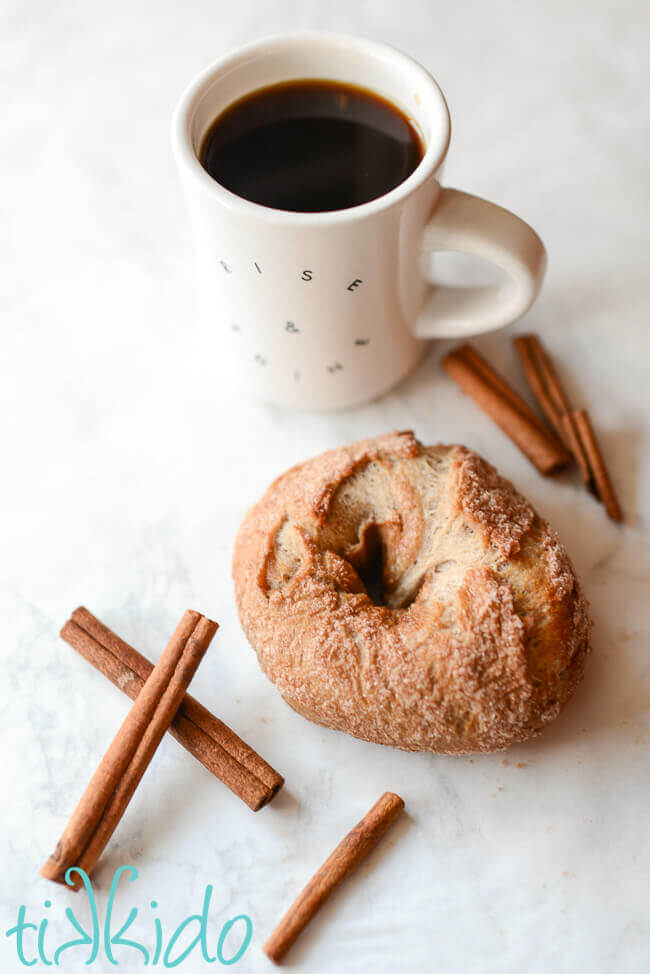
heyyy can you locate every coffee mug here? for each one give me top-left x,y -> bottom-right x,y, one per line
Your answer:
172,32 -> 546,410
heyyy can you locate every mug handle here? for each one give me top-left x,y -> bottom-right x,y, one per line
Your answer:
413,188 -> 547,340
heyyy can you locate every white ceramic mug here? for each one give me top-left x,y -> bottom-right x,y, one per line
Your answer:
172,32 -> 546,410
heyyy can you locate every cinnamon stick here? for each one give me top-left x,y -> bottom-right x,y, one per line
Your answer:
572,410 -> 623,522
61,607 -> 283,811
264,792 -> 405,964
559,412 -> 592,485
41,610 -> 217,889
459,343 -> 551,434
514,334 -> 591,484
442,345 -> 571,475
513,336 -> 566,441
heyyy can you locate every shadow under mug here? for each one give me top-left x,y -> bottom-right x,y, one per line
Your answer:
172,32 -> 546,410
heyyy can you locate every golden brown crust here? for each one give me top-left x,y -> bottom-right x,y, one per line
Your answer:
232,432 -> 591,754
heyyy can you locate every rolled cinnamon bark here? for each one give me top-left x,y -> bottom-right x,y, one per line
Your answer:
41,610 -> 217,888
61,607 -> 283,811
559,412 -> 593,485
514,334 -> 591,483
461,343 -> 551,433
572,409 -> 623,522
513,335 -> 567,441
264,792 -> 405,964
442,345 -> 571,475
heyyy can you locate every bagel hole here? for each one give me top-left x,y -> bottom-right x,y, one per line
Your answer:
348,522 -> 387,607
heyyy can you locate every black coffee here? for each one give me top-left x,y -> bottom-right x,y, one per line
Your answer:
199,80 -> 424,213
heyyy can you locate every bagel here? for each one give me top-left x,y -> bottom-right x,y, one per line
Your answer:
232,431 -> 590,753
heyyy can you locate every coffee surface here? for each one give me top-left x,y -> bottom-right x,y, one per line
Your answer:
199,80 -> 424,212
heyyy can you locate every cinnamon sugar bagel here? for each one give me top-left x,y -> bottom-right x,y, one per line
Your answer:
233,431 -> 590,753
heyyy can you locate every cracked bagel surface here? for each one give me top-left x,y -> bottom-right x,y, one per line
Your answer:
232,431 -> 591,753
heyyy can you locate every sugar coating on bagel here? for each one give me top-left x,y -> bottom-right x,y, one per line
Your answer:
232,431 -> 591,754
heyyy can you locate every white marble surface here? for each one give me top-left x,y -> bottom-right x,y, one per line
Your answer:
2,1 -> 650,971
